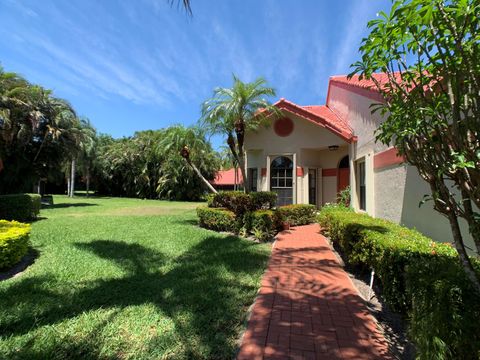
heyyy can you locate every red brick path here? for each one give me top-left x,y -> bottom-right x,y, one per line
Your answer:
237,224 -> 391,360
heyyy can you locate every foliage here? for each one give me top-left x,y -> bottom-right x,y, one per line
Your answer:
94,126 -> 219,201
0,220 -> 30,269
196,206 -> 236,232
277,204 -> 316,226
249,210 -> 281,242
0,66 -> 89,194
208,191 -> 276,215
351,0 -> 480,288
203,191 -> 279,240
0,195 -> 270,359
407,256 -> 480,360
318,205 -> 480,358
336,185 -> 351,207
249,191 -> 277,210
0,193 -> 41,221
201,76 -> 278,192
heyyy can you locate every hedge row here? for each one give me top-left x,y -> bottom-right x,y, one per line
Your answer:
199,191 -> 316,241
318,204 -> 480,359
196,207 -> 235,232
277,204 -> 316,226
206,191 -> 277,214
0,220 -> 31,269
0,193 -> 41,222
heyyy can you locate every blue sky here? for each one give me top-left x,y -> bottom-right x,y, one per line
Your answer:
0,0 -> 391,148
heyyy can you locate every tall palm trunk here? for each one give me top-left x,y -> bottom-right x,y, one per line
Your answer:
180,146 -> 217,194
234,164 -> 238,191
70,158 -> 76,198
67,176 -> 71,196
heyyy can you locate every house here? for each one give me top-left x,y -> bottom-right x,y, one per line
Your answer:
244,73 -> 474,249
210,168 -> 243,191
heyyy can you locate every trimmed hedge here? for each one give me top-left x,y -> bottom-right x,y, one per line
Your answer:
196,207 -> 235,232
318,204 -> 480,359
277,204 -> 316,226
202,192 -> 318,241
0,220 -> 31,269
207,191 -> 276,214
0,193 -> 41,222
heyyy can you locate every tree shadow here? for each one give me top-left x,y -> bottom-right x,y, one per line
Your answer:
0,235 -> 270,359
0,248 -> 40,281
45,203 -> 98,209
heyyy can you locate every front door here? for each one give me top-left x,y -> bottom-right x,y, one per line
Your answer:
270,156 -> 293,206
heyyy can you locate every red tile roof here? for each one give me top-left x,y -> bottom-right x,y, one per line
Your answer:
210,168 -> 243,186
273,98 -> 355,143
328,72 -> 435,98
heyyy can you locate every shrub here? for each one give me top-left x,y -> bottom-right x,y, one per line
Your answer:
0,220 -> 31,269
0,193 -> 41,222
318,205 -> 480,358
277,204 -> 316,226
249,210 -> 281,242
336,185 -> 351,207
249,192 -> 277,210
208,191 -> 277,214
407,256 -> 480,359
196,207 -> 235,232
208,191 -> 251,215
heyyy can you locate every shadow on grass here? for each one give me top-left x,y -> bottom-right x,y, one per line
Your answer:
45,203 -> 98,209
0,249 -> 40,282
173,218 -> 199,226
0,235 -> 269,359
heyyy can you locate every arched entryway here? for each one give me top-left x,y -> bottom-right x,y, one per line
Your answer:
270,156 -> 293,206
338,155 -> 350,193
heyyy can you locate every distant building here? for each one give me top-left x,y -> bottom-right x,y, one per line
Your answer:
210,168 -> 243,191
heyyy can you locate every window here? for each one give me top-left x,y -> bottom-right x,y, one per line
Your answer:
249,168 -> 258,192
358,160 -> 366,210
270,156 -> 293,206
308,169 -> 317,205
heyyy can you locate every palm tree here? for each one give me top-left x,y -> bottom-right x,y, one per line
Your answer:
201,76 -> 278,192
159,125 -> 218,194
76,118 -> 97,196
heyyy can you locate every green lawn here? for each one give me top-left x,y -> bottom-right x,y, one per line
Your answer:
0,196 -> 270,359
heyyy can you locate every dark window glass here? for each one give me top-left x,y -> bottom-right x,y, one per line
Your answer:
358,161 -> 366,210
249,168 -> 258,192
308,169 -> 316,205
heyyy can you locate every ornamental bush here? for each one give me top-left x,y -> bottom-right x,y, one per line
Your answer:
246,210 -> 281,242
0,193 -> 41,222
0,220 -> 31,269
196,207 -> 236,232
318,204 -> 480,359
249,192 -> 277,210
208,191 -> 277,214
277,204 -> 316,226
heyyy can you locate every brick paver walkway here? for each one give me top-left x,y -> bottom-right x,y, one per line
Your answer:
237,224 -> 391,360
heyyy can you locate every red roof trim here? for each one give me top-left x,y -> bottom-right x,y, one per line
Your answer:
328,80 -> 384,103
273,99 -> 355,143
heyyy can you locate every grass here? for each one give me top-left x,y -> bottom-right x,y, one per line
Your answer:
0,196 -> 271,359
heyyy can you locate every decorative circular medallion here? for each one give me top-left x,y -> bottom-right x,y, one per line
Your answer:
274,117 -> 294,137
